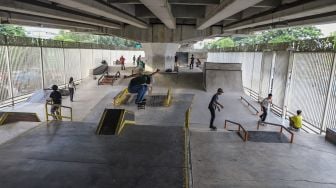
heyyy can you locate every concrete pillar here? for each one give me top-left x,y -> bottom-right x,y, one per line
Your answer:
142,43 -> 180,72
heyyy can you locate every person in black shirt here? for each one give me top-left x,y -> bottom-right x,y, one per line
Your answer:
49,85 -> 62,120
124,68 -> 159,104
208,88 -> 224,130
190,54 -> 194,69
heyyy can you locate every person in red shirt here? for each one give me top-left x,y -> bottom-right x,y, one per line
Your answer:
120,56 -> 125,70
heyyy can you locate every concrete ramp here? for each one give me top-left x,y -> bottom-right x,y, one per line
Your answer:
118,72 -> 204,90
204,62 -> 243,92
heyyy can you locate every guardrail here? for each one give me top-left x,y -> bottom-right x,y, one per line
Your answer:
240,96 -> 259,115
257,121 -> 294,143
224,120 -> 248,142
45,100 -> 73,122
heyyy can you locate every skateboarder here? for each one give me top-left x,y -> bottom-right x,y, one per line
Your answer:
49,85 -> 62,120
259,93 -> 272,122
124,68 -> 159,107
208,88 -> 224,130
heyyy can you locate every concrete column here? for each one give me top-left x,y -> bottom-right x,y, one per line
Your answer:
142,43 -> 180,72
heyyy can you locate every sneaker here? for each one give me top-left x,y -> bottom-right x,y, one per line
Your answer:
210,126 -> 217,130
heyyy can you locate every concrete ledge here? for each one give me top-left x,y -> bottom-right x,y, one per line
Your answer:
326,128 -> 336,145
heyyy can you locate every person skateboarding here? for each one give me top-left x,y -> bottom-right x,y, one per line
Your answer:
208,88 -> 224,130
124,68 -> 159,108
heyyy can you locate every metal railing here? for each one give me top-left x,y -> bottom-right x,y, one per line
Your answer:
45,100 -> 73,122
257,121 -> 294,143
164,88 -> 172,107
244,87 -> 260,101
224,120 -> 248,142
183,106 -> 193,188
240,96 -> 259,115
185,107 -> 191,129
113,88 -> 129,106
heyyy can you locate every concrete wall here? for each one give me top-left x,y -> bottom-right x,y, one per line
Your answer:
142,43 -> 179,71
204,62 -> 243,92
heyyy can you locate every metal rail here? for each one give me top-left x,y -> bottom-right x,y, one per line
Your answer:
45,100 -> 73,122
224,120 -> 248,142
257,121 -> 294,143
240,96 -> 259,114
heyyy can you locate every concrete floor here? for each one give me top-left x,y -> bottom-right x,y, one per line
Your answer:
0,71 -> 336,188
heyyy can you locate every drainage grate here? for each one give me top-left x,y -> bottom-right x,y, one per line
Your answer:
246,131 -> 290,143
128,95 -> 166,107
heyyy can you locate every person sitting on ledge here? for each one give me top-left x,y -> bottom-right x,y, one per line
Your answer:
124,68 -> 159,105
289,110 -> 302,132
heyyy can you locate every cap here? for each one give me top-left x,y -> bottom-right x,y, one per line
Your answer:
217,88 -> 223,93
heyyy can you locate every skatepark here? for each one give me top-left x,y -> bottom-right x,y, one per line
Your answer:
0,63 -> 335,188
1,0 -> 336,187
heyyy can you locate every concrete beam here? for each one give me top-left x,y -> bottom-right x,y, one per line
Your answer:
252,0 -> 281,8
197,0 -> 263,30
139,0 -> 176,29
225,0 -> 336,31
0,0 -> 120,29
109,0 -> 220,5
48,0 -> 147,28
0,12 -> 99,31
171,5 -> 205,18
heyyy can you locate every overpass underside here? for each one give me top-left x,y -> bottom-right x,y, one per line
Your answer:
1,0 -> 336,43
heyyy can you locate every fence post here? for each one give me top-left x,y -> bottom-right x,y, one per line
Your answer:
5,36 -> 14,106
321,53 -> 336,133
282,50 -> 295,120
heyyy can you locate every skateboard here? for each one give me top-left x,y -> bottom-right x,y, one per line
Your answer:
137,99 -> 146,110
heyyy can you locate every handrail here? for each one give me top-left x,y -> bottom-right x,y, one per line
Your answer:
257,121 -> 294,143
240,96 -> 259,115
185,107 -> 191,129
113,88 -> 129,106
45,100 -> 73,122
224,120 -> 248,142
164,88 -> 172,107
97,74 -> 105,85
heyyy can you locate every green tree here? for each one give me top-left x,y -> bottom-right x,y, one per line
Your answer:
205,37 -> 235,49
235,26 -> 322,45
0,24 -> 26,37
54,30 -> 141,47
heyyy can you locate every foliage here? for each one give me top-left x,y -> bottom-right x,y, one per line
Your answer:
54,30 -> 141,48
0,24 -> 26,37
205,37 -> 234,49
205,26 -> 323,49
235,26 -> 322,45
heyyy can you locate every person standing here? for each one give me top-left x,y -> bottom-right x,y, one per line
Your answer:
120,55 -> 125,70
137,55 -> 141,67
208,88 -> 224,130
190,54 -> 194,69
259,93 -> 272,122
49,85 -> 62,120
68,77 -> 76,102
133,55 -> 136,65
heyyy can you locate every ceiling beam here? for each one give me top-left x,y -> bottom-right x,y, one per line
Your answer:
139,0 -> 176,29
0,0 -> 120,29
0,11 -> 99,30
197,0 -> 263,30
108,0 -> 220,5
49,0 -> 147,28
224,0 -> 336,31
